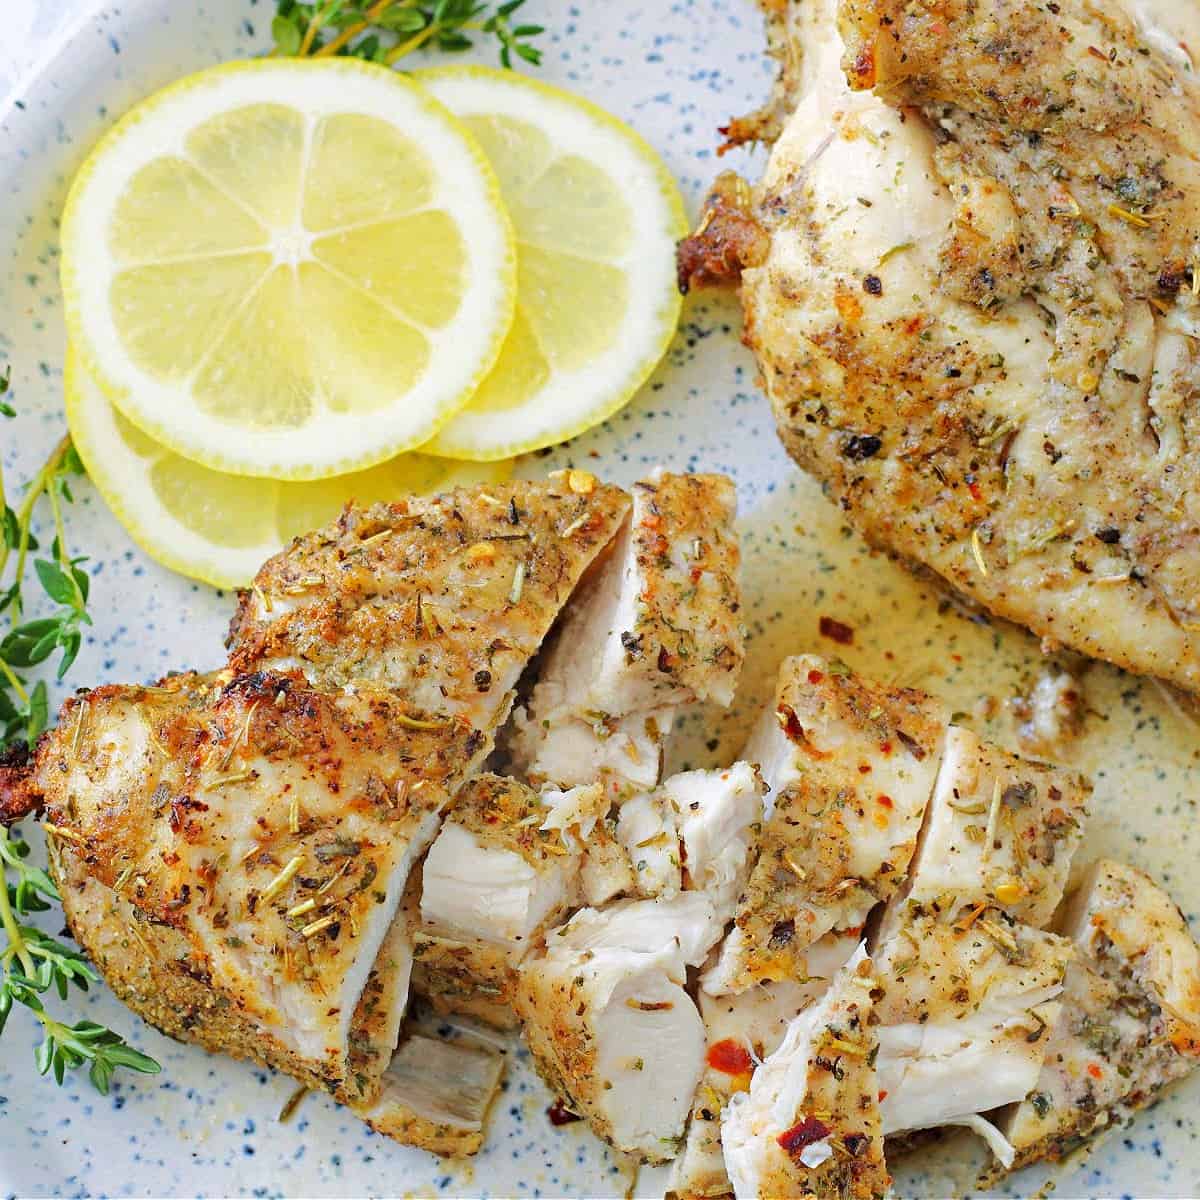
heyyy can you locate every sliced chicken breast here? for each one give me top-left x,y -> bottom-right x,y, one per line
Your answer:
416,775 -> 583,1025
722,946 -> 889,1200
514,894 -> 721,1161
708,655 -> 945,993
510,471 -> 744,797
998,860 -> 1200,1169
227,477 -> 631,731
873,913 -> 1071,1139
615,763 -> 764,909
37,670 -> 479,1104
353,1006 -> 507,1156
884,725 -> 1089,933
672,970 -> 838,1199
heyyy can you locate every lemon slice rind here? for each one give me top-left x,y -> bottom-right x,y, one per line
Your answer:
415,66 -> 687,462
61,58 -> 516,481
65,347 -> 512,589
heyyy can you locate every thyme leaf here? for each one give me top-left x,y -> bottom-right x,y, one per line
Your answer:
270,0 -> 544,69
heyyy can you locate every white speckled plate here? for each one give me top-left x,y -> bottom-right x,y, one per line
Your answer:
1,3 -> 1198,1197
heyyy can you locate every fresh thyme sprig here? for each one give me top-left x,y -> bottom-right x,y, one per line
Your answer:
0,421 -> 90,748
0,825 -> 160,1093
0,371 -> 160,1092
270,0 -> 544,69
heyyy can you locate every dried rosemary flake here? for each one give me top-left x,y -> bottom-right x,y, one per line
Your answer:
783,854 -> 808,881
287,898 -> 318,919
971,527 -> 989,577
42,822 -> 82,844
282,574 -> 324,595
252,583 -> 273,614
395,711 -> 448,731
70,702 -> 89,759
278,1084 -> 309,1124
979,917 -> 1020,956
559,514 -> 588,538
509,559 -> 527,605
205,768 -> 256,791
260,855 -> 306,904
1107,203 -> 1152,228
824,1037 -> 868,1057
112,866 -> 135,895
316,861 -> 352,895
289,795 -> 301,835
301,914 -> 337,939
982,777 -> 1002,860
947,800 -> 989,815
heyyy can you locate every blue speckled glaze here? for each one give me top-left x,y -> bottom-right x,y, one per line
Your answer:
1,2 -> 1199,1197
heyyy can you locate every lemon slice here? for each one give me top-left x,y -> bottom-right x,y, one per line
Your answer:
415,67 -> 687,460
65,348 -> 511,589
60,59 -> 516,480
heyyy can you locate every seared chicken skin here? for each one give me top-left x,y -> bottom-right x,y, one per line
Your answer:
691,0 -> 1200,690
999,859 -> 1200,1168
705,655 -> 945,994
510,471 -> 744,797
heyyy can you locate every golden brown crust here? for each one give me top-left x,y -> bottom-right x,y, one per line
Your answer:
0,741 -> 40,825
677,173 -> 769,294
624,474 -> 744,706
227,480 -> 631,725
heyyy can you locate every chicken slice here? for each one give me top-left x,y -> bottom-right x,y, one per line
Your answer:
578,816 -> 639,906
226,477 -> 631,731
615,763 -> 764,913
672,951 -> 851,1199
414,774 -> 583,1027
998,860 -> 1200,1169
722,946 -> 889,1200
32,670 -> 482,1104
346,908 -> 415,1088
872,913 -> 1071,1140
510,471 -> 744,797
514,894 -> 721,1162
353,1005 -> 507,1156
706,656 -> 945,994
882,725 -> 1089,934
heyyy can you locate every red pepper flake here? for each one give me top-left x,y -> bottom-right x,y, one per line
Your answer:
547,1099 -> 584,1126
707,1038 -> 755,1077
1087,1062 -> 1103,1080
858,763 -> 872,774
877,794 -> 894,809
777,705 -> 831,759
819,616 -> 854,645
878,1089 -> 888,1102
777,1115 -> 832,1158
880,741 -> 893,756
807,669 -> 825,685
968,481 -> 983,503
